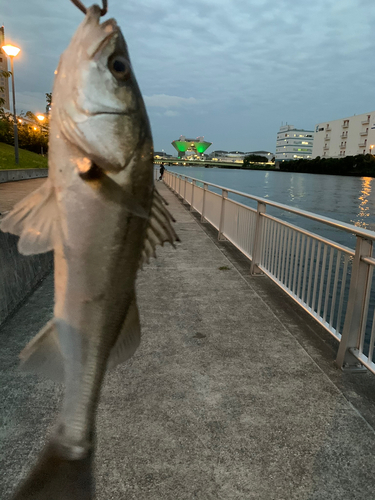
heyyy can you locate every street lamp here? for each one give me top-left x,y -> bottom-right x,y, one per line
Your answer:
1,44 -> 21,164
370,145 -> 374,155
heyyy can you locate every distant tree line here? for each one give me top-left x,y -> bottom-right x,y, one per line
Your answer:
243,154 -> 270,167
279,155 -> 375,177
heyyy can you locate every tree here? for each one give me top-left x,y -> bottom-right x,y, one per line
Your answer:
243,154 -> 269,167
0,108 -> 49,154
46,92 -> 52,114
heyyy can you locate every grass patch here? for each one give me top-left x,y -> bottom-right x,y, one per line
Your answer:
218,266 -> 230,271
0,142 -> 48,170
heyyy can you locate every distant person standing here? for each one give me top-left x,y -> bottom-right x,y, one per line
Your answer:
159,164 -> 165,181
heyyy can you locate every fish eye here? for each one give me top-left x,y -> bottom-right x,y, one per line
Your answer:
108,56 -> 131,81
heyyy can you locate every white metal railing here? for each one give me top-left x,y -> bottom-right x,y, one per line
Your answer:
163,170 -> 375,374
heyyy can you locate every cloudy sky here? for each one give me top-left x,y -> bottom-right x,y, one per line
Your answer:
2,0 -> 375,155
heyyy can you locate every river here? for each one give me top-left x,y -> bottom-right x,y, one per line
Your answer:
165,166 -> 375,250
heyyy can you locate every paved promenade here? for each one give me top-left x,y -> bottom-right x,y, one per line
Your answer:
1,180 -> 375,499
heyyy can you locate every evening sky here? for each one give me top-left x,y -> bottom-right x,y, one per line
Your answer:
1,0 -> 375,155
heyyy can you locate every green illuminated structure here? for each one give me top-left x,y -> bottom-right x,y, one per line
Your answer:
172,136 -> 212,158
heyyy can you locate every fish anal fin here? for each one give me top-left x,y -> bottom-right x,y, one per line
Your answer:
19,320 -> 65,383
0,179 -> 62,255
107,297 -> 141,370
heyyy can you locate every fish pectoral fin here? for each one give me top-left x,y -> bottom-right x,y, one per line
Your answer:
0,179 -> 62,255
140,187 -> 180,265
81,167 -> 149,219
107,296 -> 141,370
19,319 -> 65,383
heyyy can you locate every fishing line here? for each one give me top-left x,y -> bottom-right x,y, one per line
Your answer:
70,0 -> 108,16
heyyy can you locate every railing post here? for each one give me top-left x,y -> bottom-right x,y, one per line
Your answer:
190,180 -> 196,212
250,201 -> 266,275
183,176 -> 187,203
201,183 -> 208,222
335,236 -> 373,371
218,189 -> 228,241
178,175 -> 182,198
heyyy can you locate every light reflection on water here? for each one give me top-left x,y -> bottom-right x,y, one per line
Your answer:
353,177 -> 373,228
167,167 -> 375,249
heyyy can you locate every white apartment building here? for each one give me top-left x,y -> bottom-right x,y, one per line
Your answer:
312,111 -> 375,159
275,125 -> 314,162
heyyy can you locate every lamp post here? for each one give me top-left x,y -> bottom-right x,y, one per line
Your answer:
36,114 -> 48,155
370,145 -> 374,155
1,44 -> 21,164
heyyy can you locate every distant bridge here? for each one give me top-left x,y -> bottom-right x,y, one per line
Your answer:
154,158 -> 274,169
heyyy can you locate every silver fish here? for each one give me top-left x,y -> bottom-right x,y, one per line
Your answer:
1,3 -> 178,499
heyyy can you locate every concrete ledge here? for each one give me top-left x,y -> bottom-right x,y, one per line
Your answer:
0,231 -> 52,325
0,168 -> 48,184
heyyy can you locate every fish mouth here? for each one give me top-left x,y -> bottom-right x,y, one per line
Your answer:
88,18 -> 119,59
87,109 -> 138,117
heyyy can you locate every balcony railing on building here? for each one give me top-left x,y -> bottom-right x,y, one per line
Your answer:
323,145 -> 329,151
339,143 -> 346,149
359,142 -> 367,148
360,131 -> 368,136
324,136 -> 330,141
340,133 -> 348,139
343,122 -> 349,128
164,170 -> 375,376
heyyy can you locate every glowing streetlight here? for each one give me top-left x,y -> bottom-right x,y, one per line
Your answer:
370,145 -> 374,155
36,114 -> 45,122
2,44 -> 20,57
1,44 -> 21,164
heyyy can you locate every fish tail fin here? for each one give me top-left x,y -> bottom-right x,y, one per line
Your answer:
11,440 -> 94,500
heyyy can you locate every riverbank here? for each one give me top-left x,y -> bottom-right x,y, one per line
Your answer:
278,154 -> 375,178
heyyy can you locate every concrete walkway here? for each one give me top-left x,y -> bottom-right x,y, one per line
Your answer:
0,178 -> 45,214
1,181 -> 375,499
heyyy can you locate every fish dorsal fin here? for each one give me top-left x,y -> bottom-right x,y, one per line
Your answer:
19,320 -> 65,383
0,179 -> 62,255
107,296 -> 141,370
140,188 -> 180,265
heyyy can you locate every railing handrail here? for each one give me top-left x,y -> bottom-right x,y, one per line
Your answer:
170,172 -> 375,241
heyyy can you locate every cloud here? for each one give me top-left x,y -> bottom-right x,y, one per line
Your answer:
144,94 -> 199,108
164,110 -> 179,117
3,0 -> 375,154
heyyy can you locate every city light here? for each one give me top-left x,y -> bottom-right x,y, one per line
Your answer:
37,114 -> 45,121
1,44 -> 20,57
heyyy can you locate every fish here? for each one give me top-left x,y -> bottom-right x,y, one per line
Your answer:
1,3 -> 178,499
